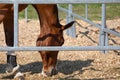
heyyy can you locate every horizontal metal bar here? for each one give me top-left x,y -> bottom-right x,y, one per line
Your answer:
0,46 -> 120,51
72,12 -> 101,28
0,0 -> 120,4
0,0 -> 13,4
58,6 -> 68,13
103,28 -> 120,37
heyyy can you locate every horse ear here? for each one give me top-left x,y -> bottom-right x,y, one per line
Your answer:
62,21 -> 75,30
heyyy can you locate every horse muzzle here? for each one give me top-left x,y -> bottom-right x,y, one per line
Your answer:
41,67 -> 58,77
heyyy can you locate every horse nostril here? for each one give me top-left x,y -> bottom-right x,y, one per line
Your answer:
43,71 -> 52,77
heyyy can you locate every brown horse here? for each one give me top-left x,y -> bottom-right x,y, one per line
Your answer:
0,4 -> 74,78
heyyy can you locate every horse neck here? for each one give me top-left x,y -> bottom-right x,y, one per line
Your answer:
37,5 -> 61,34
39,18 -> 61,35
40,16 -> 60,28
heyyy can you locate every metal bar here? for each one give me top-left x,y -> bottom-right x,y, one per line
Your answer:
0,46 -> 120,51
14,1 -> 19,47
0,0 -> 120,4
66,4 -> 73,36
66,4 -> 76,38
1,0 -> 120,53
25,8 -> 28,22
58,6 -> 68,13
0,0 -> 13,4
85,3 -> 88,19
58,7 -> 101,28
99,4 -> 107,53
59,6 -> 120,38
103,4 -> 108,53
72,11 -> 101,28
103,28 -> 120,37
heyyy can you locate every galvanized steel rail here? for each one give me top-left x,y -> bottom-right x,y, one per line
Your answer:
0,0 -> 120,4
0,0 -> 120,52
0,46 -> 120,51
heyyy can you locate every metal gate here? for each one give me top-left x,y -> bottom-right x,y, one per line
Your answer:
0,0 -> 120,53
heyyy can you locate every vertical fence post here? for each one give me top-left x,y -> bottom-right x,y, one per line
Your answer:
25,8 -> 28,22
14,1 -> 19,47
99,4 -> 108,53
66,4 -> 76,38
85,3 -> 88,19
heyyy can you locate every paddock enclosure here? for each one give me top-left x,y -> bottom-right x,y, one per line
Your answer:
0,0 -> 120,80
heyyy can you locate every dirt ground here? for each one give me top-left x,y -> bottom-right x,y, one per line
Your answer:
0,19 -> 120,80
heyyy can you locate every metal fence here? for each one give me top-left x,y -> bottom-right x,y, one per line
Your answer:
0,0 -> 120,53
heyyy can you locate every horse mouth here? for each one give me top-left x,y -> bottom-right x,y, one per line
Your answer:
41,68 -> 58,77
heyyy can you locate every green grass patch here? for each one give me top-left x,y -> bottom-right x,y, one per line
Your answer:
19,5 -> 38,19
19,4 -> 120,21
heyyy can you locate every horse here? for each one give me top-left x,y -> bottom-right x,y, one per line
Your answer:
0,4 -> 74,78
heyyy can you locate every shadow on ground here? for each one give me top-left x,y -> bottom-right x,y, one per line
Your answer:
2,59 -> 120,80
19,59 -> 94,75
57,59 -> 93,74
1,59 -> 93,79
0,64 -> 6,73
